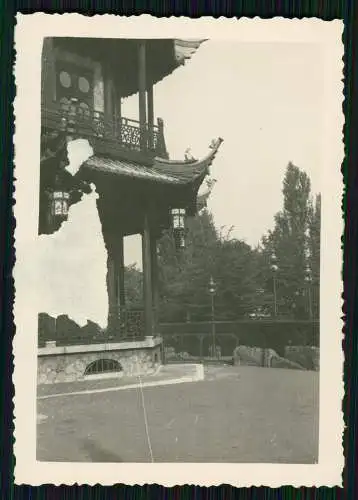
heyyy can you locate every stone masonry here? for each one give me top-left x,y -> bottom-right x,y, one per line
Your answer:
37,337 -> 162,384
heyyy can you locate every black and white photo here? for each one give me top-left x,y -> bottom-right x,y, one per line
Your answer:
13,14 -> 344,487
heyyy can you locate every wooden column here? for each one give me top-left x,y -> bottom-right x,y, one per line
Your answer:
41,37 -> 56,106
138,40 -> 147,150
117,94 -> 122,121
104,73 -> 113,136
115,235 -> 126,308
150,231 -> 159,332
115,91 -> 121,140
104,63 -> 112,117
107,253 -> 117,335
107,236 -> 125,336
142,213 -> 153,337
147,84 -> 154,150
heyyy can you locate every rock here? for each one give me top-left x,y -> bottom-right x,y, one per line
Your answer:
233,345 -> 305,370
284,346 -> 319,371
233,346 -> 265,366
270,356 -> 304,370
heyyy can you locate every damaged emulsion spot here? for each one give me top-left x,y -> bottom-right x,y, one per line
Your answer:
37,138 -> 108,329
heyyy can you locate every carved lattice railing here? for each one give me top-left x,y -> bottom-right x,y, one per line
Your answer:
42,100 -> 164,153
117,308 -> 145,340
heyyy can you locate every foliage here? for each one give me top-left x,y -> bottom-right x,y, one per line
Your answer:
124,162 -> 321,323
123,264 -> 143,308
157,209 -> 262,321
260,163 -> 320,319
307,193 -> 321,318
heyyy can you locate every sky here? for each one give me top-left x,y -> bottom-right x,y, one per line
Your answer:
122,40 -> 324,267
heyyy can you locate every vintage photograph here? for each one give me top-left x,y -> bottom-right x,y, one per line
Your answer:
36,35 -> 320,464
13,15 -> 343,486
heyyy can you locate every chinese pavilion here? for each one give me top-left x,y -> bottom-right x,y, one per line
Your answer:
39,37 -> 223,354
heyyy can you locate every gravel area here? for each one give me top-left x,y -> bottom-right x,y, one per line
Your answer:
37,365 -> 319,463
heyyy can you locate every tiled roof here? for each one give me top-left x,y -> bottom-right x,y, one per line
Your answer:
85,156 -> 182,184
84,138 -> 223,186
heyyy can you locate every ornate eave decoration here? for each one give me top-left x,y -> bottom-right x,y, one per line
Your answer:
83,137 -> 223,187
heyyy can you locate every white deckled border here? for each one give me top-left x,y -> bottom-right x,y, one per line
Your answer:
13,14 -> 344,487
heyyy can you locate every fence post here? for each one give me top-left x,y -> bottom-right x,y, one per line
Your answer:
199,335 -> 204,362
161,337 -> 166,365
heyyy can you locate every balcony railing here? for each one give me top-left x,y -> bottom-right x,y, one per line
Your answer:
42,99 -> 166,155
116,307 -> 145,340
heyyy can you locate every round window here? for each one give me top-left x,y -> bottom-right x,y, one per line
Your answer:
78,76 -> 90,93
59,71 -> 71,88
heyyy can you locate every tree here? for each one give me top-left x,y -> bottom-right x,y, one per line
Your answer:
157,209 -> 262,321
123,264 -> 143,308
307,193 -> 321,318
123,163 -> 321,323
261,162 -> 318,319
157,209 -> 219,321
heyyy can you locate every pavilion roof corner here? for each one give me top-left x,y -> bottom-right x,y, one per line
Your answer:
174,39 -> 208,65
82,137 -> 223,187
153,137 -> 223,182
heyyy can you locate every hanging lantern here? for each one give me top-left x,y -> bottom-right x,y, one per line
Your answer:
305,265 -> 312,283
208,276 -> 217,295
270,251 -> 278,273
171,208 -> 186,249
49,190 -> 70,217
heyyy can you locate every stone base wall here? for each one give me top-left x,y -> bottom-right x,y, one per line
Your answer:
37,339 -> 162,384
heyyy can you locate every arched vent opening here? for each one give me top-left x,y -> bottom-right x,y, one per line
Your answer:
84,358 -> 122,376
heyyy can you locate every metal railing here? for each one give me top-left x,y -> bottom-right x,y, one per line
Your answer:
42,100 -> 165,154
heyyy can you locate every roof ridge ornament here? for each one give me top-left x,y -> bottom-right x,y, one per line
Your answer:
184,148 -> 196,162
154,137 -> 223,165
209,137 -> 224,150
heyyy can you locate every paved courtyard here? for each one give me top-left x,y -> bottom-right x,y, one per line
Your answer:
37,365 -> 319,463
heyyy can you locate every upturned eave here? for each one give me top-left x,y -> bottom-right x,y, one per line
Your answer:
83,137 -> 223,186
